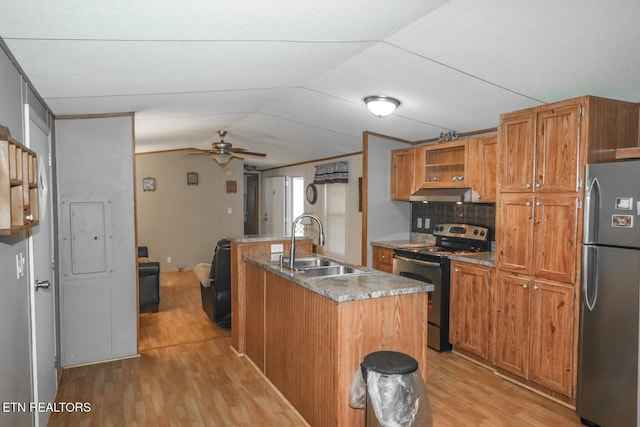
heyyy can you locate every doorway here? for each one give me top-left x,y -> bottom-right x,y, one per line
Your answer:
26,105 -> 57,427
244,173 -> 259,234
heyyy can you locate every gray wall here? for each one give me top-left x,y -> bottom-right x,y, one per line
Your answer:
366,134 -> 412,266
56,116 -> 137,366
135,150 -> 244,270
0,46 -> 35,427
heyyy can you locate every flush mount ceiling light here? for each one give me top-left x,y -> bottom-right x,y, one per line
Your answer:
364,95 -> 401,118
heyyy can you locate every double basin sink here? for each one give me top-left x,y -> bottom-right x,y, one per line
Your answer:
278,255 -> 366,278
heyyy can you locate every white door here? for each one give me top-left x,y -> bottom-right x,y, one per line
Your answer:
26,107 -> 57,427
263,176 -> 286,234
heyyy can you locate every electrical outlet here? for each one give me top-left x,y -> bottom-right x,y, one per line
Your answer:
271,243 -> 284,253
417,218 -> 423,228
167,256 -> 172,264
228,207 -> 233,214
424,218 -> 430,229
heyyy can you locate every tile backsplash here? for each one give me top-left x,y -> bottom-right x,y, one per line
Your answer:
411,201 -> 496,241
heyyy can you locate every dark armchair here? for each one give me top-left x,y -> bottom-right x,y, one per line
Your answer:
198,239 -> 231,328
138,246 -> 160,313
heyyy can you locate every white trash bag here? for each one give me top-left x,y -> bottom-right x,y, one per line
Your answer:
350,366 -> 433,427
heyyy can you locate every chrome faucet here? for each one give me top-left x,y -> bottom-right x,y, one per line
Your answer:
287,213 -> 325,270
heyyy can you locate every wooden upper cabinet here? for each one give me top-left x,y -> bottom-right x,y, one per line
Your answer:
450,261 -> 492,360
498,111 -> 536,193
533,195 -> 579,283
467,135 -> 497,202
536,102 -> 582,193
390,147 -> 416,201
415,140 -> 468,188
497,194 -> 534,275
498,100 -> 582,194
498,194 -> 578,284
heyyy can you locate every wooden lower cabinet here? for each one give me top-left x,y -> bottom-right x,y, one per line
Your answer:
372,245 -> 394,273
449,261 -> 492,360
529,278 -> 575,396
494,270 -> 576,398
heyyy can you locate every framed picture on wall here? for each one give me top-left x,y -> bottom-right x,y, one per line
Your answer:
187,171 -> 198,186
143,177 -> 156,192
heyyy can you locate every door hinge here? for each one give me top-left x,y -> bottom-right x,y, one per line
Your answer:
48,152 -> 52,167
578,104 -> 584,117
577,199 -> 582,210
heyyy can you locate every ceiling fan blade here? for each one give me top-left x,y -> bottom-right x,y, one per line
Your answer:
229,149 -> 266,157
183,149 -> 214,157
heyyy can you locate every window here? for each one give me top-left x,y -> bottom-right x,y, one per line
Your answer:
323,183 -> 346,258
290,176 -> 305,235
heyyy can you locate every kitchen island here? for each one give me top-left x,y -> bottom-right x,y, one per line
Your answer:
228,234 -> 313,353
241,253 -> 433,426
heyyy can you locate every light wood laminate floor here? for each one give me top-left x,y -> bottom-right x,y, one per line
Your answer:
50,271 -> 583,426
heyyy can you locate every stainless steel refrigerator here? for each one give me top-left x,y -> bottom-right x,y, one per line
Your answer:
577,160 -> 640,426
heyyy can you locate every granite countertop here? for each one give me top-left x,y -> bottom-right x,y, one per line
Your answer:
371,240 -> 496,267
244,253 -> 434,303
228,234 -> 313,244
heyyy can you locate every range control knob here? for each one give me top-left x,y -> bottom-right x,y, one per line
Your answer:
480,231 -> 486,236
473,229 -> 479,235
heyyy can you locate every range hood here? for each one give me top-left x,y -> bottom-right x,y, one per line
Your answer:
409,187 -> 470,203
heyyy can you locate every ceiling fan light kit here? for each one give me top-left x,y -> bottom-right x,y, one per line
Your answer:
364,95 -> 401,118
212,153 -> 232,166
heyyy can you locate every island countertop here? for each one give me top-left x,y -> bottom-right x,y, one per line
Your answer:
243,253 -> 434,303
227,234 -> 313,244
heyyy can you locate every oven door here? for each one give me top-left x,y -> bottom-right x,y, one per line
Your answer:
392,253 -> 450,351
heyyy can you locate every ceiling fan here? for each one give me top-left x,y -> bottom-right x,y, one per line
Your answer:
187,130 -> 266,166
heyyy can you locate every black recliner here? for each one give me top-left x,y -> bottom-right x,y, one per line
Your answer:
138,246 -> 160,313
200,239 -> 231,328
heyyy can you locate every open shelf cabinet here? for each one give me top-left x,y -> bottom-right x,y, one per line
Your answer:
0,125 -> 39,235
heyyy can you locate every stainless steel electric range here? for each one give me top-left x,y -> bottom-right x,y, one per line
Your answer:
392,223 -> 490,352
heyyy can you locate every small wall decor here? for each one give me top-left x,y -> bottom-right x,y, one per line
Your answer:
306,183 -> 318,205
143,177 -> 156,192
226,180 -> 237,193
187,171 -> 199,186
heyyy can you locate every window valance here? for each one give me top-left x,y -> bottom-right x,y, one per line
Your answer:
313,161 -> 349,184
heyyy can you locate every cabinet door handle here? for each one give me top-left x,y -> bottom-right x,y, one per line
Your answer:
533,285 -> 539,290
522,284 -> 528,288
526,183 -> 532,188
454,268 -> 459,272
536,183 -> 541,188
526,201 -> 531,206
536,201 -> 541,206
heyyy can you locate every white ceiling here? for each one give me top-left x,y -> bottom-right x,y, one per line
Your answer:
1,0 -> 639,168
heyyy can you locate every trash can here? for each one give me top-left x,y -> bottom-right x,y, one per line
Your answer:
350,351 -> 433,427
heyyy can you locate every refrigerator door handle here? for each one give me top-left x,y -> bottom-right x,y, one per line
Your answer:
583,176 -> 600,244
582,245 -> 598,312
